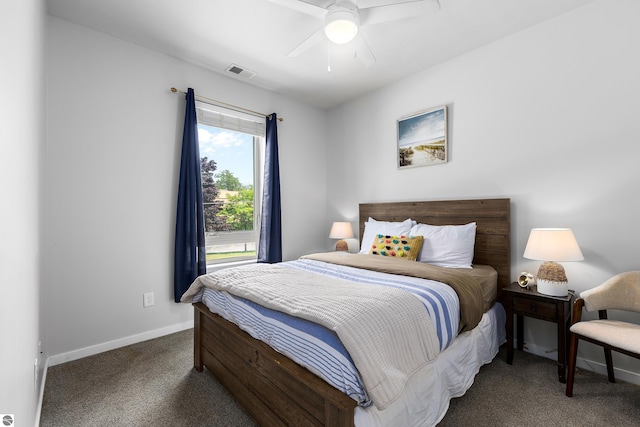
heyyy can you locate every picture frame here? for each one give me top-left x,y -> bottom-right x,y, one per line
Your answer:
397,105 -> 447,168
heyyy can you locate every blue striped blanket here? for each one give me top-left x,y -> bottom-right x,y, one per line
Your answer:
186,258 -> 460,407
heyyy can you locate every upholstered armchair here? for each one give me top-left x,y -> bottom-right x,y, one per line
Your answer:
566,271 -> 640,397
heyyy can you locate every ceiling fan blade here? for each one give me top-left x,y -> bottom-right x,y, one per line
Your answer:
336,0 -> 358,7
354,35 -> 376,68
357,0 -> 424,8
359,0 -> 440,26
286,28 -> 326,57
268,0 -> 328,19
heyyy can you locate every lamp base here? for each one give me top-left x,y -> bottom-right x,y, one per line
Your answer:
535,261 -> 569,297
536,279 -> 569,297
335,239 -> 348,252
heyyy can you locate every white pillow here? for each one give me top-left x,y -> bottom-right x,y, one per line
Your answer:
359,218 -> 414,254
410,222 -> 477,268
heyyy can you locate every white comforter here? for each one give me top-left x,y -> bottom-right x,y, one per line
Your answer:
181,262 -> 440,410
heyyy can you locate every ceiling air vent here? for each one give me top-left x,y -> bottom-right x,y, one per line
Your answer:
225,64 -> 256,80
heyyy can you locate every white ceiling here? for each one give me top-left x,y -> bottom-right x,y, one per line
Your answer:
47,0 -> 595,109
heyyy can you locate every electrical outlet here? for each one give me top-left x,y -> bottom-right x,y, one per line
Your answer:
143,292 -> 155,308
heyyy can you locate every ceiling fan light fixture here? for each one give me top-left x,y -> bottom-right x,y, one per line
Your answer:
324,9 -> 359,44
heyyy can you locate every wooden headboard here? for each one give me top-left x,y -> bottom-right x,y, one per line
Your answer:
359,198 -> 511,292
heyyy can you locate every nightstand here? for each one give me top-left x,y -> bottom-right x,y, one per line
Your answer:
503,282 -> 573,383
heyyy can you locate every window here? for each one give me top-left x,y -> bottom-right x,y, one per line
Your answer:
196,103 -> 264,265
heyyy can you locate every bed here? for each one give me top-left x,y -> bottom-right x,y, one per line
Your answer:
184,198 -> 511,426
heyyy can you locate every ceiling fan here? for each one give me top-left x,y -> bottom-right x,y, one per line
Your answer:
270,0 -> 440,68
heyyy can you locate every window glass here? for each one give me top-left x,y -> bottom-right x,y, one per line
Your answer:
196,105 -> 263,265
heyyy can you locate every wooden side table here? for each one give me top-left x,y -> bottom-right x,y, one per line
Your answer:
503,282 -> 573,383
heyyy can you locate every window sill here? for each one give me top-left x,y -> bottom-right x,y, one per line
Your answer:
206,259 -> 256,274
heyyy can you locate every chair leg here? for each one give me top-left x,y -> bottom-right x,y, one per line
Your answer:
604,348 -> 616,383
566,333 -> 579,397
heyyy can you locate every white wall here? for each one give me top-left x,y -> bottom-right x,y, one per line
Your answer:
44,17 -> 327,360
326,0 -> 640,381
0,0 -> 45,425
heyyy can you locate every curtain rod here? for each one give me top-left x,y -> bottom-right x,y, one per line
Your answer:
170,87 -> 283,122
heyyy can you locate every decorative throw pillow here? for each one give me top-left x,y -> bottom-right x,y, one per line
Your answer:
410,222 -> 476,268
359,218 -> 414,254
369,234 -> 424,261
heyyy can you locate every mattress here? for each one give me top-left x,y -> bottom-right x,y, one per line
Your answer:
355,302 -> 506,426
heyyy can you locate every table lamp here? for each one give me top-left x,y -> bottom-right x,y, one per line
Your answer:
523,228 -> 584,297
329,221 -> 354,252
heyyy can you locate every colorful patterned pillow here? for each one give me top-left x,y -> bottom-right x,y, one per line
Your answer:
369,234 -> 424,261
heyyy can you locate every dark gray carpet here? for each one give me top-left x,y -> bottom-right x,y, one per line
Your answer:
41,329 -> 256,427
440,347 -> 640,426
41,329 -> 640,426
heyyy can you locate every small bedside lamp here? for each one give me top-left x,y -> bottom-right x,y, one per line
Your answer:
523,228 -> 584,297
329,221 -> 354,252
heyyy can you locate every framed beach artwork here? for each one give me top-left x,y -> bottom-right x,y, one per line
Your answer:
397,105 -> 447,168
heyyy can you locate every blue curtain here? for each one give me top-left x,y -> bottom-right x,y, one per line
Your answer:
258,113 -> 282,263
174,88 -> 206,302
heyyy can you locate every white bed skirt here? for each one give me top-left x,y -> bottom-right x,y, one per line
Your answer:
355,302 -> 506,427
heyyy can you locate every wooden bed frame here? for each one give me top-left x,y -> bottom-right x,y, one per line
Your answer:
192,198 -> 511,426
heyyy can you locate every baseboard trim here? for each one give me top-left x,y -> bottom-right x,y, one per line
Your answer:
46,320 -> 194,367
522,341 -> 640,386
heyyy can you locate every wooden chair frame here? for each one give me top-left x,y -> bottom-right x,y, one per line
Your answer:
566,298 -> 640,396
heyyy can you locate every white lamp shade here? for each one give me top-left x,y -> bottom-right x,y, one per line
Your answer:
523,228 -> 584,262
324,9 -> 359,44
329,222 -> 354,239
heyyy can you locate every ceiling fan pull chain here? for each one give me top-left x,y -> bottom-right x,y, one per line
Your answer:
327,41 -> 332,72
